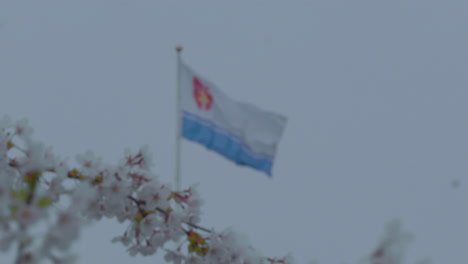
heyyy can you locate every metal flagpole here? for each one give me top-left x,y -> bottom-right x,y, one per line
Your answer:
174,45 -> 183,191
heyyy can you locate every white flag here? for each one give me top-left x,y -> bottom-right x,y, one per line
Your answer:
180,63 -> 287,176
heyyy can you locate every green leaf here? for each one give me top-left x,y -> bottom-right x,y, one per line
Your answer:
133,212 -> 143,223
36,197 -> 52,208
11,189 -> 28,201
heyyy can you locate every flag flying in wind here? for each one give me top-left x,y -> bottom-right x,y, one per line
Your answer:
180,62 -> 287,176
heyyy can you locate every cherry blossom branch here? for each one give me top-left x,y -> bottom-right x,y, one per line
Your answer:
127,195 -> 211,233
155,207 -> 212,233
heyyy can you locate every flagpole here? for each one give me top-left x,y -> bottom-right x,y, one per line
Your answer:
175,45 -> 183,191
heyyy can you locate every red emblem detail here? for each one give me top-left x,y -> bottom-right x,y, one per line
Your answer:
192,77 -> 213,111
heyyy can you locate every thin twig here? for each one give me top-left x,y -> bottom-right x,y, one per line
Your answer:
127,196 -> 211,233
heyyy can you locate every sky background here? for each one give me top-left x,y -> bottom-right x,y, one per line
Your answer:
1,1 -> 468,263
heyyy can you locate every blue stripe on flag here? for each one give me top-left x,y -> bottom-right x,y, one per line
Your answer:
182,111 -> 274,176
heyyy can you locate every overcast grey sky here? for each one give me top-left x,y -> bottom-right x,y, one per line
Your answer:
1,1 -> 467,263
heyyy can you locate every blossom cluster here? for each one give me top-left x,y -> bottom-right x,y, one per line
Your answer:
0,117 -> 90,264
0,117 -> 294,264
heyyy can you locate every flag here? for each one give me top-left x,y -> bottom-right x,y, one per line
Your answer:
180,62 -> 287,176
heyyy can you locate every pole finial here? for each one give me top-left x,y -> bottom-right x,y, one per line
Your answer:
176,45 -> 183,53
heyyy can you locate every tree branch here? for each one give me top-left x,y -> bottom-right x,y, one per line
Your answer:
127,196 -> 211,233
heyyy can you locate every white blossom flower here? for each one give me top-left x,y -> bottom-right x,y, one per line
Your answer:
122,145 -> 154,170
138,183 -> 172,211
76,150 -> 101,169
17,205 -> 41,226
45,210 -> 81,251
14,119 -> 34,139
139,214 -> 158,235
